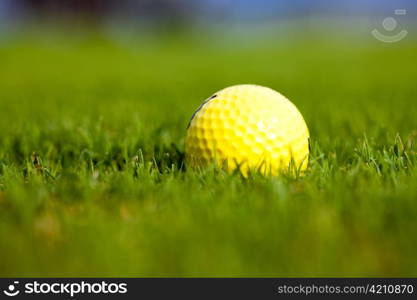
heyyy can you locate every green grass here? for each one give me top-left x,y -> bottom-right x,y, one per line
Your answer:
0,29 -> 417,277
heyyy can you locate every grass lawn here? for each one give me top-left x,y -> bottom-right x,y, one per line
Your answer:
0,29 -> 417,277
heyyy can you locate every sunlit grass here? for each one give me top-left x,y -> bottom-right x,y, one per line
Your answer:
0,30 -> 417,276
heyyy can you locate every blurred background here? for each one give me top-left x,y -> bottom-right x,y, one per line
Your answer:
1,1 -> 417,277
0,0 -> 416,31
1,0 -> 416,142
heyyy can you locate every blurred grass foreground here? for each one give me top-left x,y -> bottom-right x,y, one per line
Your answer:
1,18 -> 417,277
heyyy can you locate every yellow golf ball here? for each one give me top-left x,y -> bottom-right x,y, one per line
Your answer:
185,84 -> 309,176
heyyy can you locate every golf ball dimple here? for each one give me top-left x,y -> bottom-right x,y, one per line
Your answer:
185,84 -> 310,176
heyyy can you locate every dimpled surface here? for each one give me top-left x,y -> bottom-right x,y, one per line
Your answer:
185,84 -> 309,176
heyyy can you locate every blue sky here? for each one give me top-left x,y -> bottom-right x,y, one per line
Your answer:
196,0 -> 416,18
